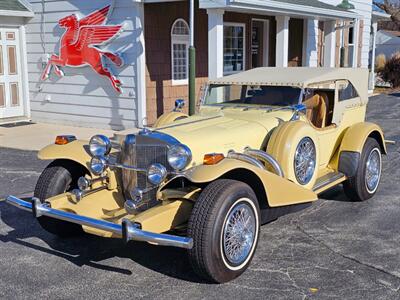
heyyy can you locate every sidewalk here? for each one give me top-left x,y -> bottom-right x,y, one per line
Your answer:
0,122 -> 134,151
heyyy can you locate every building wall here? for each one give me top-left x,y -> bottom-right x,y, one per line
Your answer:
26,0 -> 141,130
144,2 -> 208,125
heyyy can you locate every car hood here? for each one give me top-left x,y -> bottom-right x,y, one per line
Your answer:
157,107 -> 294,167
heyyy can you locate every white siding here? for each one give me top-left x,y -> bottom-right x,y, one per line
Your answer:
26,0 -> 142,129
320,0 -> 373,68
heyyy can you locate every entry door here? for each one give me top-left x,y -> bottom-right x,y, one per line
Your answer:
251,20 -> 269,68
0,28 -> 24,119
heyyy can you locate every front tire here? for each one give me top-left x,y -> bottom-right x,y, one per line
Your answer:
343,138 -> 382,201
34,160 -> 87,237
188,179 -> 260,283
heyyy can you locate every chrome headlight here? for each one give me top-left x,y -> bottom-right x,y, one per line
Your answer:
147,163 -> 167,185
167,144 -> 192,170
89,135 -> 111,157
90,156 -> 107,175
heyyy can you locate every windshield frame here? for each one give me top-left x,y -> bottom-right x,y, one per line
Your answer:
200,83 -> 305,109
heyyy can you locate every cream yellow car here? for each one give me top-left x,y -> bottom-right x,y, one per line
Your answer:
6,68 -> 386,283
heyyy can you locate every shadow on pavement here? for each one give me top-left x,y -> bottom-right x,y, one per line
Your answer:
0,201 -> 204,283
389,92 -> 400,97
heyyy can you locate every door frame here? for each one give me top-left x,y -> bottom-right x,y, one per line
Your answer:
251,18 -> 270,67
0,20 -> 30,122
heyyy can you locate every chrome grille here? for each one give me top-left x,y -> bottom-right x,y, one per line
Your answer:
120,135 -> 171,211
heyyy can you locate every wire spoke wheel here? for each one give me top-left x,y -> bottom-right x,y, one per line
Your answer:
222,200 -> 256,266
365,148 -> 381,193
294,137 -> 316,185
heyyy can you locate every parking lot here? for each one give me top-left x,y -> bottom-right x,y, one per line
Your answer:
0,94 -> 399,299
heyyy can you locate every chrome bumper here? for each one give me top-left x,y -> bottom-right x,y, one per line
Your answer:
5,195 -> 193,250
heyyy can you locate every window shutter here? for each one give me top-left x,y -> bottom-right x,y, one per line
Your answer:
317,21 -> 324,67
357,20 -> 364,67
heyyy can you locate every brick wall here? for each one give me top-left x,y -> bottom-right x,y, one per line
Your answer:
144,2 -> 208,125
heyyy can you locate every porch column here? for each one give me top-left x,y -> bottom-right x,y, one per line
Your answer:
303,19 -> 319,67
351,18 -> 360,67
369,21 -> 378,90
207,9 -> 224,79
275,15 -> 290,67
323,20 -> 336,67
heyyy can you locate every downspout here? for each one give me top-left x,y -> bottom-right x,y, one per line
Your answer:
188,0 -> 196,115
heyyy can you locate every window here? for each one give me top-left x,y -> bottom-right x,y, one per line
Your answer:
338,81 -> 359,101
171,19 -> 189,85
224,23 -> 245,75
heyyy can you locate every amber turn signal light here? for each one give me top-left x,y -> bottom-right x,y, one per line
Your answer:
203,153 -> 225,165
55,135 -> 77,145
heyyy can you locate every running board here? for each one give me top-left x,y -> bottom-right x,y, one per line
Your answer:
313,172 -> 346,193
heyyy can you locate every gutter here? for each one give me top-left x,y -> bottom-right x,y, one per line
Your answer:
200,0 -> 360,20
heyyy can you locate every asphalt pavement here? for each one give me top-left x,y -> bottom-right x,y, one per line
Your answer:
0,93 -> 399,299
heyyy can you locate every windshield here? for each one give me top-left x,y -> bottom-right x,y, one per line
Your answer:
203,84 -> 302,107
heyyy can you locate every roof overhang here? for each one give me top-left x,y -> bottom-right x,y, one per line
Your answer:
200,0 -> 360,20
372,10 -> 391,22
0,0 -> 34,18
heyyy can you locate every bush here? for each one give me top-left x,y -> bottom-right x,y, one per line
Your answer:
379,53 -> 400,88
375,54 -> 386,72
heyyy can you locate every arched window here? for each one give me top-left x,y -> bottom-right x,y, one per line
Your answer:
171,19 -> 189,85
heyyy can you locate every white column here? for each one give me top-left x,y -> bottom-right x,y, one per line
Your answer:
134,3 -> 147,127
323,20 -> 336,67
369,21 -> 378,90
207,9 -> 224,79
275,15 -> 290,67
303,19 -> 319,67
352,18 -> 360,68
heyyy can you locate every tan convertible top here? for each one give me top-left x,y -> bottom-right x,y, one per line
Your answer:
209,67 -> 369,100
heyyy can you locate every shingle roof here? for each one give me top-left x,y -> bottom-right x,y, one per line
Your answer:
0,0 -> 29,12
271,0 -> 349,12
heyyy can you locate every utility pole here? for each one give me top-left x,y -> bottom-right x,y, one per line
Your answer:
189,0 -> 196,115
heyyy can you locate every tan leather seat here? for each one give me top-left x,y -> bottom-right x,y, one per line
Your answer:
303,93 -> 328,128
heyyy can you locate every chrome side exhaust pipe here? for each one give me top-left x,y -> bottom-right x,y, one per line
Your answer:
5,195 -> 193,249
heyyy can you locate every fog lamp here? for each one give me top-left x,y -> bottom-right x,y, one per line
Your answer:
147,163 -> 167,185
90,156 -> 107,175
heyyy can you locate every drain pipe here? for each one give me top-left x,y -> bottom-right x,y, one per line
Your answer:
188,0 -> 196,115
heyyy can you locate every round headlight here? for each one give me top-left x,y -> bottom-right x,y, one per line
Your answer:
90,156 -> 107,175
89,135 -> 111,157
147,163 -> 167,185
167,144 -> 192,170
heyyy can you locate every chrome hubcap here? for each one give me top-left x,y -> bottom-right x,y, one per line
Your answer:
294,137 -> 316,185
222,201 -> 256,266
365,148 -> 381,193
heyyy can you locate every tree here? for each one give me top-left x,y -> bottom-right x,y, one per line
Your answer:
373,1 -> 400,24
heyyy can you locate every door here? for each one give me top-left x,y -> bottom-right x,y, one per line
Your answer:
288,19 -> 304,67
0,28 -> 24,119
251,20 -> 264,68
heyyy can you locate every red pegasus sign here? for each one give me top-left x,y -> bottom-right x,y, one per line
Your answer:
41,5 -> 124,93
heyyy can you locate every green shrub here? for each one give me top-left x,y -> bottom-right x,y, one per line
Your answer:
380,53 -> 400,88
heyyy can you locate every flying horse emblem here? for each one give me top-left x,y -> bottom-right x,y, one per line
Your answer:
41,5 -> 124,93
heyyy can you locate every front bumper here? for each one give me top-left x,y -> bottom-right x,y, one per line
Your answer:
5,195 -> 193,249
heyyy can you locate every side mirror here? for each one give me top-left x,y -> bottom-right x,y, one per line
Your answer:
174,99 -> 185,112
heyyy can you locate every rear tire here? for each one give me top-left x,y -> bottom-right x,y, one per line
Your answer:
188,179 -> 260,283
34,160 -> 87,237
343,138 -> 382,201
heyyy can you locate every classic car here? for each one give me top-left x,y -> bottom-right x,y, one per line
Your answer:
5,67 -> 386,283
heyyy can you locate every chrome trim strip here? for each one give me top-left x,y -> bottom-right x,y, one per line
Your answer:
5,195 -> 193,250
313,172 -> 346,192
154,115 -> 222,130
227,151 -> 266,170
244,148 -> 284,177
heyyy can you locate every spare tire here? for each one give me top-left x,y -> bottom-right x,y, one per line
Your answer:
267,121 -> 319,190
